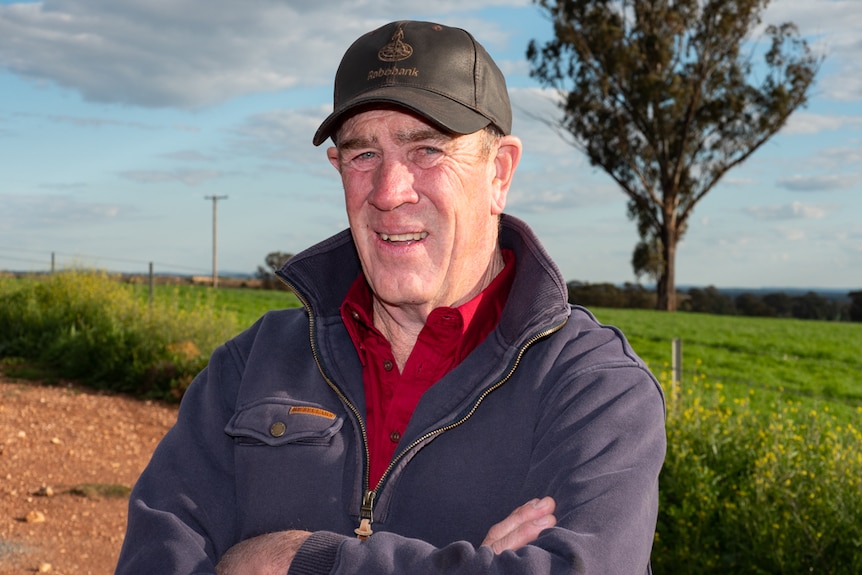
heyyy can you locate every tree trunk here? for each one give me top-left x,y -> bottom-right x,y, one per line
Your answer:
656,219 -> 678,311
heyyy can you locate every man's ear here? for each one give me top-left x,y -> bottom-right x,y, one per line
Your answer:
327,147 -> 341,173
491,135 -> 522,215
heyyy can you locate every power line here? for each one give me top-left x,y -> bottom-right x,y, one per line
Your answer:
0,254 -> 48,266
0,248 -> 210,274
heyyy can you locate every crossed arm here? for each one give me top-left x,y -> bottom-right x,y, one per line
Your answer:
215,497 -> 557,575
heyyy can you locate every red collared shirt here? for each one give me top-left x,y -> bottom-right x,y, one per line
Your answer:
341,250 -> 515,488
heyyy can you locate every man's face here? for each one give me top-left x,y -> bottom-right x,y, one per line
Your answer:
327,108 -> 520,315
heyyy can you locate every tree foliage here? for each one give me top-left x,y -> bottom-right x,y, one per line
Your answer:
569,282 -> 856,321
527,0 -> 822,310
850,291 -> 862,322
255,251 -> 293,290
567,280 -> 656,309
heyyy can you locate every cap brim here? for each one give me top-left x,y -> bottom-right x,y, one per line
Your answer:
312,86 -> 492,146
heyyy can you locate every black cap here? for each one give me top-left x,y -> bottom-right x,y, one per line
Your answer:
313,20 -> 512,146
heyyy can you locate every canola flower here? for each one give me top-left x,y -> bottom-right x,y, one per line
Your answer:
654,369 -> 862,574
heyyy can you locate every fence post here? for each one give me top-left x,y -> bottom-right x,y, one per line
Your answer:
671,337 -> 682,402
51,252 -> 55,274
148,262 -> 155,311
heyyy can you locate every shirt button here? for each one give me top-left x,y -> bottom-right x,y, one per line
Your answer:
270,421 -> 287,438
389,431 -> 401,443
383,360 -> 394,371
351,311 -> 360,320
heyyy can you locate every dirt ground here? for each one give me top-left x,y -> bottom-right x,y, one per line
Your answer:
0,370 -> 178,575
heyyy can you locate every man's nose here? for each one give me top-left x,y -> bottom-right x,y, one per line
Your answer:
370,158 -> 419,211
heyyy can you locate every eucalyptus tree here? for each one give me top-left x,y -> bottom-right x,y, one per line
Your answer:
528,0 -> 821,310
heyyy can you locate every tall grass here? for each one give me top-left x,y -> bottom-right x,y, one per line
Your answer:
129,282 -> 301,329
655,375 -> 862,573
0,271 -> 243,399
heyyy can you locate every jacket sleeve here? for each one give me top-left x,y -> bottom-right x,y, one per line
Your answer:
114,342 -> 244,575
288,358 -> 667,575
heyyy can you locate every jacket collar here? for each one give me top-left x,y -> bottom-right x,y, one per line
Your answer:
277,214 -> 570,347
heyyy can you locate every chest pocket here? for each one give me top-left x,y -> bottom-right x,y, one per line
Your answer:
225,398 -> 344,447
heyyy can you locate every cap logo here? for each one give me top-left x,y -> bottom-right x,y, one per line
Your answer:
377,24 -> 413,62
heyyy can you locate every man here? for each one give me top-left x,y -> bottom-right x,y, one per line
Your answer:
116,20 -> 665,575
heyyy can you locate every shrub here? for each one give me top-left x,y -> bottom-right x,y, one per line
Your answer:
654,374 -> 862,573
0,270 -> 239,400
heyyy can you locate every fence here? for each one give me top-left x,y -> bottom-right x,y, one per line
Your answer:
664,336 -> 862,414
0,246 -> 210,277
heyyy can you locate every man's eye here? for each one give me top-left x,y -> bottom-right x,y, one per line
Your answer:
410,146 -> 442,167
344,151 -> 376,164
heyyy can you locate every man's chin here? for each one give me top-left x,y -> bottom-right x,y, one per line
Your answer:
371,280 -> 438,309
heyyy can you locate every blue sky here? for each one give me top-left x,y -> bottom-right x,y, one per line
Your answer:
1,0 -> 860,289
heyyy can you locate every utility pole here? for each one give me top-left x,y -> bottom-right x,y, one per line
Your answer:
204,195 -> 228,288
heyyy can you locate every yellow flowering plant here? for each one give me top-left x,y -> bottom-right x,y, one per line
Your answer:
654,373 -> 862,573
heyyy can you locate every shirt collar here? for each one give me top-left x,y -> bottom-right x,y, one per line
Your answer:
340,249 -> 516,362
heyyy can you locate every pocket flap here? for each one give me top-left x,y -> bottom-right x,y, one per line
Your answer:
225,398 -> 344,446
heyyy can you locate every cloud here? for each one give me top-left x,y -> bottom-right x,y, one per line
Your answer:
507,189 -> 581,214
33,113 -> 154,130
0,193 -> 126,230
38,181 -> 88,191
0,0 -> 527,109
777,173 -> 859,192
0,0 -> 307,108
744,201 -> 829,221
782,112 -> 862,135
811,145 -> 862,170
159,150 -> 215,163
119,168 -> 224,186
173,124 -> 202,134
511,88 -> 568,151
721,175 -> 760,187
15,110 -> 190,132
745,1 -> 862,104
776,227 -> 807,242
225,106 -> 334,176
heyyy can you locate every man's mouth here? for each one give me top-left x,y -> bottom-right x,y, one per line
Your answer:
378,232 -> 428,243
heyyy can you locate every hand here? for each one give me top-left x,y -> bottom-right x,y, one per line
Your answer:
215,530 -> 312,575
481,497 -> 557,554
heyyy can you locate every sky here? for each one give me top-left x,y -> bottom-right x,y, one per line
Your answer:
1,0 -> 860,290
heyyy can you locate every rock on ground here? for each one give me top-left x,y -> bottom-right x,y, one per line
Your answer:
0,372 -> 177,575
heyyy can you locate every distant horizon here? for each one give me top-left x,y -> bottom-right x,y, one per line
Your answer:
1,0 -> 860,290
3,266 -> 857,297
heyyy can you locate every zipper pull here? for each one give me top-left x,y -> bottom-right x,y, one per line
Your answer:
354,489 -> 376,540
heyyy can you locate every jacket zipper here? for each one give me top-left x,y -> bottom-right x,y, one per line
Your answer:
278,271 -> 568,540
356,319 -> 567,539
355,489 -> 376,540
276,274 -> 374,516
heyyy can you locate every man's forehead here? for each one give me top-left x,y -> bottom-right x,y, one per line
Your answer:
336,109 -> 456,149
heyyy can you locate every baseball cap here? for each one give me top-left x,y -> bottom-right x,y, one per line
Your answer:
313,20 -> 512,146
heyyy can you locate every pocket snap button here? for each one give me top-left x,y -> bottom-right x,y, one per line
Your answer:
269,421 -> 287,438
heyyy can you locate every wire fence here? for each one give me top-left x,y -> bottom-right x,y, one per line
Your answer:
666,338 -> 862,411
3,247 -> 860,411
0,246 -> 211,276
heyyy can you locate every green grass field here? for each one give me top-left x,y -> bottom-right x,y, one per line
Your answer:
3,275 -> 860,419
590,306 -> 862,422
145,283 -> 862,419
141,284 -> 862,421
130,283 -> 302,328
